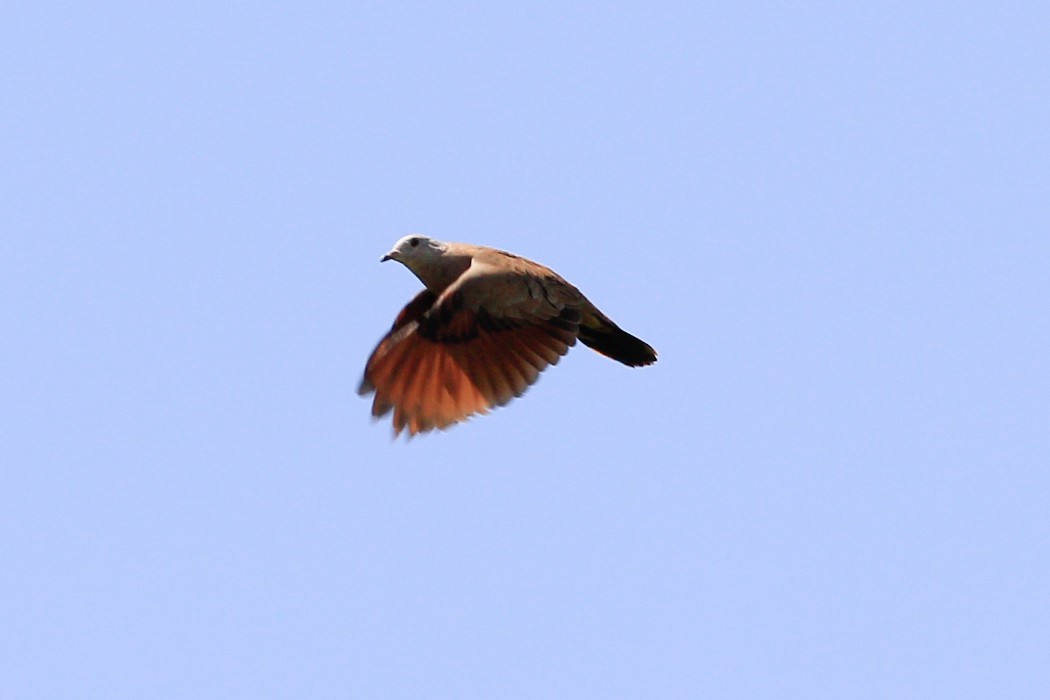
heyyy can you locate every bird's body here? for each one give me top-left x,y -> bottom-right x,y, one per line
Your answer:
359,235 -> 656,436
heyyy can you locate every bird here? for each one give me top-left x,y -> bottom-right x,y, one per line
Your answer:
358,235 -> 657,436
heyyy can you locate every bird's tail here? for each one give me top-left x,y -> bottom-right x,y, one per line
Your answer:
578,312 -> 657,367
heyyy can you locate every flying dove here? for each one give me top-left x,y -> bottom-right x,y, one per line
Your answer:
359,235 -> 657,436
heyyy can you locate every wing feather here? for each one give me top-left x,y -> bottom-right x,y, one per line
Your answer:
358,270 -> 582,435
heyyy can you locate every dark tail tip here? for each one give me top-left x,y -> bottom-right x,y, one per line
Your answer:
578,324 -> 657,367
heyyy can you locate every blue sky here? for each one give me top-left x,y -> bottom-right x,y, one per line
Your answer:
3,2 -> 1049,697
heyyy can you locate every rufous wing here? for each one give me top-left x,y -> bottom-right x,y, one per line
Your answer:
359,277 -> 580,436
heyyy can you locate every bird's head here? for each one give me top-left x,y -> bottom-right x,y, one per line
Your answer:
381,235 -> 460,291
381,235 -> 447,265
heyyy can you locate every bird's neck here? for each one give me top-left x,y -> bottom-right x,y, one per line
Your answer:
407,254 -> 471,293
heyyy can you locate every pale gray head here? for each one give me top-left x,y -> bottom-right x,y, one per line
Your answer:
380,235 -> 461,291
380,235 -> 447,264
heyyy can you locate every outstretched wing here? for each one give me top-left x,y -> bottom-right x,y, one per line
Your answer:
358,259 -> 582,436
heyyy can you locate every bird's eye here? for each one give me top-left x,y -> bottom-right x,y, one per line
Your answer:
409,237 -> 420,247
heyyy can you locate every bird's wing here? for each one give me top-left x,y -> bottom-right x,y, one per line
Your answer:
359,252 -> 582,436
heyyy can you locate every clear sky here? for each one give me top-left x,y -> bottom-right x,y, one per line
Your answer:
3,2 -> 1049,698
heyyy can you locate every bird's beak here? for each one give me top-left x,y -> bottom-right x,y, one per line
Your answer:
380,254 -> 392,262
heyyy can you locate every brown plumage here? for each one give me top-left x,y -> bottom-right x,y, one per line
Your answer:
359,235 -> 657,436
